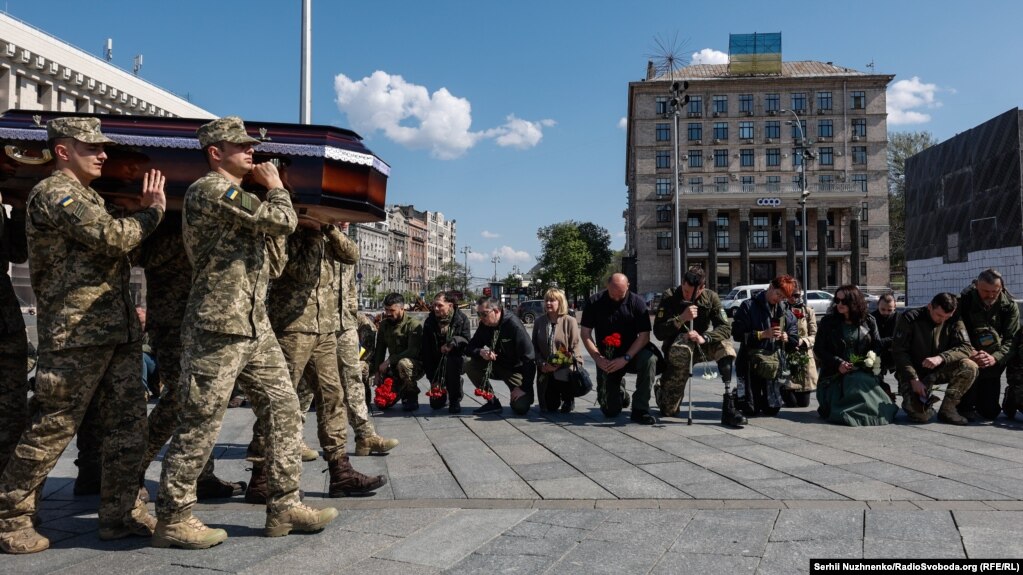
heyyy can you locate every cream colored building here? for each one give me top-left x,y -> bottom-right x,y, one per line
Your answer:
624,55 -> 893,294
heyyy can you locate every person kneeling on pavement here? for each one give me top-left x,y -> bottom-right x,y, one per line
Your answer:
421,291 -> 471,414
653,267 -> 743,427
892,292 -> 977,425
373,293 -> 424,411
466,297 -> 536,415
581,273 -> 659,425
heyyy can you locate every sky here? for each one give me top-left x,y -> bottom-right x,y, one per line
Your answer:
7,0 -> 1023,281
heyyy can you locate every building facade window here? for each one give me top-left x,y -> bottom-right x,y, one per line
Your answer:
852,145 -> 867,164
657,231 -> 672,250
817,91 -> 833,110
716,215 -> 730,248
766,175 -> 781,191
860,230 -> 869,248
739,94 -> 754,114
656,123 -> 670,141
766,148 -> 781,166
852,118 -> 867,138
656,178 -> 672,197
817,119 -> 833,138
740,149 -> 754,167
764,93 -> 780,112
713,122 -> 728,140
741,176 -> 755,192
851,90 -> 866,109
687,214 -> 703,249
819,175 -> 835,191
752,215 -> 769,248
712,95 -> 728,114
689,150 -> 703,168
765,120 -> 781,139
792,148 -> 804,167
819,147 -> 834,166
714,149 -> 729,168
688,176 -> 704,193
688,95 -> 703,115
656,204 -> 672,222
852,174 -> 868,193
656,150 -> 671,169
656,96 -> 668,115
861,201 -> 869,222
714,176 -> 728,192
688,122 -> 702,141
791,92 -> 807,112
791,120 -> 807,140
738,121 -> 754,140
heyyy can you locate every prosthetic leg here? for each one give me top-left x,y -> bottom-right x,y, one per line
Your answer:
719,357 -> 746,428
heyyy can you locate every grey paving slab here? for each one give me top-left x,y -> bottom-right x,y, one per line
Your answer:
945,469 -> 1023,499
908,478 -> 1012,501
587,509 -> 695,550
512,460 -> 584,481
863,537 -> 968,559
641,460 -> 767,499
382,452 -> 465,500
723,444 -> 827,470
445,552 -> 559,575
671,509 -> 778,556
528,476 -> 616,499
561,423 -> 682,466
586,467 -> 690,499
337,557 -> 441,575
373,508 -> 534,569
739,477 -> 845,500
337,507 -> 456,537
552,539 -> 669,575
823,480 -> 924,501
952,510 -> 1023,557
238,529 -> 403,575
758,539 -> 862,575
523,509 -> 611,530
425,424 -> 538,499
769,509 -> 863,541
753,436 -> 876,465
651,551 -> 760,575
864,510 -> 960,542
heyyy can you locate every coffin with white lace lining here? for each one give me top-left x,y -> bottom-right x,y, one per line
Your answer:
0,110 -> 389,223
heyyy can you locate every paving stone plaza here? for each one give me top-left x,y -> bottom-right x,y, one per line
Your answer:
8,326 -> 1023,575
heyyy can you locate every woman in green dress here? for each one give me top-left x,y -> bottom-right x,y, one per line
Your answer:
814,285 -> 898,426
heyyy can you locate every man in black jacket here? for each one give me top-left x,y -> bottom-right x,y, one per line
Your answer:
870,292 -> 899,400
732,275 -> 799,417
421,291 -> 471,413
466,297 -> 535,415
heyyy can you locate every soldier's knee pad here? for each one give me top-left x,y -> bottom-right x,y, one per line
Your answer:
958,358 -> 979,378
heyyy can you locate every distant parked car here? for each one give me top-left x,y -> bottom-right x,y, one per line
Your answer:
721,284 -> 769,317
802,290 -> 834,316
516,299 -> 544,324
17,296 -> 35,316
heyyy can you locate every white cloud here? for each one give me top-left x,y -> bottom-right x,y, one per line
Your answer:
618,117 -> 627,130
334,71 -> 554,159
481,230 -> 500,239
691,48 -> 728,65
492,245 -> 531,264
467,252 -> 487,262
887,76 -> 943,125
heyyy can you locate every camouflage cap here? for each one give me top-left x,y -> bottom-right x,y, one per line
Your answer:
46,117 -> 115,144
196,116 -> 261,148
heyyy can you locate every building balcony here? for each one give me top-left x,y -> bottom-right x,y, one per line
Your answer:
679,182 -> 867,197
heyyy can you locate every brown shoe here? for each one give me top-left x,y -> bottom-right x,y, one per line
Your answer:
0,527 -> 50,554
151,516 -> 228,549
300,443 -> 319,462
326,456 -> 387,497
196,474 -> 246,500
244,464 -> 269,505
354,435 -> 399,456
264,504 -> 339,537
99,506 -> 157,540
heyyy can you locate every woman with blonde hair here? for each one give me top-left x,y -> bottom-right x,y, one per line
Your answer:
532,288 -> 585,412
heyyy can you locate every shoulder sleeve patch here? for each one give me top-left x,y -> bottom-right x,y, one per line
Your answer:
59,195 -> 75,208
223,187 -> 240,202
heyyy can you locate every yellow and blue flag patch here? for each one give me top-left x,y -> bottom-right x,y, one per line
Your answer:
59,195 -> 75,207
224,188 -> 239,201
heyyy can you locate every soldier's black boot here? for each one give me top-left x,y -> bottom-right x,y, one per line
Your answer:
244,464 -> 268,504
197,474 -> 247,500
327,456 -> 387,497
73,459 -> 101,496
722,392 -> 747,428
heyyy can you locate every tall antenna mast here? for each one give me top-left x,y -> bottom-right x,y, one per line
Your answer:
104,38 -> 112,62
300,0 -> 312,124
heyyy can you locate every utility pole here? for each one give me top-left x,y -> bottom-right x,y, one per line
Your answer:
461,245 -> 471,295
491,256 -> 501,282
299,0 -> 312,124
668,80 -> 689,287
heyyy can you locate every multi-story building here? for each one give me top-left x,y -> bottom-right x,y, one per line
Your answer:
624,34 -> 893,294
403,208 -> 428,296
426,210 -> 456,285
385,207 -> 410,294
352,221 -> 389,307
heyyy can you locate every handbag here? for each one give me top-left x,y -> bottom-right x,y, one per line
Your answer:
749,348 -> 781,380
569,360 -> 594,397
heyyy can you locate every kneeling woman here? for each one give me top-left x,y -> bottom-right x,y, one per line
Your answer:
814,285 -> 898,426
732,275 -> 799,416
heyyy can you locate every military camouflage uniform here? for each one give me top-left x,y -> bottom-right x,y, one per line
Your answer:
357,313 -> 378,410
653,287 -> 734,416
156,170 -> 302,523
955,284 -> 1019,419
335,237 -> 376,438
0,204 -> 28,472
0,166 -> 162,533
892,306 -> 977,422
260,225 -> 356,462
372,313 -> 424,399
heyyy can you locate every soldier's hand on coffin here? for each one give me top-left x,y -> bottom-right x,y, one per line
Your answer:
251,162 -> 284,191
140,169 -> 166,211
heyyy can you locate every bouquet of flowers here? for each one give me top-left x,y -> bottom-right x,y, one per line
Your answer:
849,350 -> 882,376
374,377 -> 399,409
602,333 -> 622,359
425,383 -> 447,399
787,349 -> 811,387
473,387 -> 495,401
792,308 -> 805,320
549,346 -> 574,367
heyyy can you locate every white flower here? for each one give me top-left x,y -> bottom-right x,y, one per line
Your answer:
863,357 -> 874,368
872,365 -> 881,376
866,351 -> 878,361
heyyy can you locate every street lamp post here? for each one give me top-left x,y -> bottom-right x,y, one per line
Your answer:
668,81 -> 689,287
781,109 -> 811,289
491,255 -> 501,282
461,245 -> 471,295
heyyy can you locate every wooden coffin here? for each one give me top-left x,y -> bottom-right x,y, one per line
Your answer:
0,110 -> 389,223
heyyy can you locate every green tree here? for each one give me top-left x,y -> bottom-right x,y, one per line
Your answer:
576,222 -> 613,295
432,260 -> 469,293
887,131 -> 939,274
500,272 -> 523,289
364,276 -> 382,307
536,222 -> 591,298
